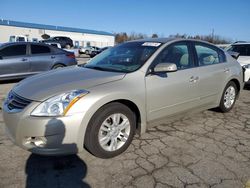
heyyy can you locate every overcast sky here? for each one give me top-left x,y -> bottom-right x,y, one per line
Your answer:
1,0 -> 250,41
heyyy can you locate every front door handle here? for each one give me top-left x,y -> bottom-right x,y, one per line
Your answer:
224,68 -> 230,73
21,58 -> 28,61
189,76 -> 199,83
51,56 -> 55,59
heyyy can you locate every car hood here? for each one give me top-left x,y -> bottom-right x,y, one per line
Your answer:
13,66 -> 126,101
238,56 -> 250,66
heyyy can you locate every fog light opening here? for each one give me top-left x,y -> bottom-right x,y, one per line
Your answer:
24,136 -> 47,147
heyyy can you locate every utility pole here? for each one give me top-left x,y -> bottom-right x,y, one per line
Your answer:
212,28 -> 214,43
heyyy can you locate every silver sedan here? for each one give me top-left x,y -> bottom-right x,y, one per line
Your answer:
2,38 -> 243,158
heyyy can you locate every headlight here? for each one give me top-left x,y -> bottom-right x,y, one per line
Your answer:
31,90 -> 89,117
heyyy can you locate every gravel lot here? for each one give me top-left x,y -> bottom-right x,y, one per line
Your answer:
0,77 -> 250,187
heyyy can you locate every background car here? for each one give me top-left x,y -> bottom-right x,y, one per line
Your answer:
45,42 -> 62,49
40,36 -> 73,48
226,42 -> 250,83
0,42 -> 77,80
79,46 -> 100,55
89,46 -> 111,58
45,42 -> 79,57
9,35 -> 28,42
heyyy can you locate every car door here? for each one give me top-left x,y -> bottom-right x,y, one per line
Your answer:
29,44 -> 54,72
145,42 -> 200,121
0,44 -> 30,78
193,42 -> 229,105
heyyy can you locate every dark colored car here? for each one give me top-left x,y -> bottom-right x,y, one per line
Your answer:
41,36 -> 73,48
0,42 -> 77,81
89,46 -> 111,58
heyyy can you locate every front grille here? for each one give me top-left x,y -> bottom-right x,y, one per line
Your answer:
6,91 -> 32,111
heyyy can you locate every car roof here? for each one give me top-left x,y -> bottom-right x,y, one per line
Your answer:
2,42 -> 51,46
232,42 -> 250,45
50,36 -> 69,38
130,37 -> 214,45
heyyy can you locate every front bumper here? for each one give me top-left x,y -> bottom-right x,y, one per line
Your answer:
3,101 -> 85,155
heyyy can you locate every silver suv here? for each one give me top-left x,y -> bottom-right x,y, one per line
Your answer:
3,38 -> 243,158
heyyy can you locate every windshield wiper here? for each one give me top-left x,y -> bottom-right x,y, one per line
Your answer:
85,65 -> 128,73
85,66 -> 108,71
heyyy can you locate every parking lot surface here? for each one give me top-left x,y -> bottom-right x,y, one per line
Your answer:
0,81 -> 250,188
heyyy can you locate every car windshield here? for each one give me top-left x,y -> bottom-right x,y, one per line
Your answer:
225,45 -> 233,51
84,41 -> 162,73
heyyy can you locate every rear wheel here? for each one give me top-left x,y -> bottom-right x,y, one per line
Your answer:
84,102 -> 136,158
52,64 -> 65,69
218,81 -> 238,112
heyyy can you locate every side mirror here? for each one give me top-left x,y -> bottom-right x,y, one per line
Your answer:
153,63 -> 177,73
228,51 -> 240,60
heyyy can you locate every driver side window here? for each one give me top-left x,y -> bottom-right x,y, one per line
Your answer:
152,43 -> 193,70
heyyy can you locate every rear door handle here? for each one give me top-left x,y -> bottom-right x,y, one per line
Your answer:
21,58 -> 28,61
51,56 -> 55,59
189,76 -> 199,83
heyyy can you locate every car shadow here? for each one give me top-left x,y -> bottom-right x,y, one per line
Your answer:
25,154 -> 90,188
0,78 -> 23,84
244,84 -> 250,90
25,119 -> 90,188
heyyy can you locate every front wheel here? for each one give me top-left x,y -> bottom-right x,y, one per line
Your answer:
218,81 -> 238,112
84,102 -> 136,158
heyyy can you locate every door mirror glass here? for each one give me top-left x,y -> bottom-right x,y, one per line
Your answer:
153,63 -> 177,73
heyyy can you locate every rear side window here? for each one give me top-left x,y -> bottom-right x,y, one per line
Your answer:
195,44 -> 225,66
31,45 -> 51,54
0,45 -> 26,57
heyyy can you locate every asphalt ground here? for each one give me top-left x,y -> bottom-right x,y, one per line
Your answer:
0,68 -> 250,188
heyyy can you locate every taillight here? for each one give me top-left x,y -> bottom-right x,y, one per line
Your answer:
67,53 -> 75,58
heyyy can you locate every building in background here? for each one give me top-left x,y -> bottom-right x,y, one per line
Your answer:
0,19 -> 115,48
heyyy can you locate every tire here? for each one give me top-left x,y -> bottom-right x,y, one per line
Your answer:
52,64 -> 65,69
65,44 -> 71,49
84,102 -> 136,158
218,81 -> 238,113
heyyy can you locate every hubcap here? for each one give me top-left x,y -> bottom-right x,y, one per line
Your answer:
98,113 -> 131,151
224,86 -> 236,109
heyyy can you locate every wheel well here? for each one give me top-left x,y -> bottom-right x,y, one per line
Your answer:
52,63 -> 65,69
108,100 -> 141,133
230,79 -> 240,97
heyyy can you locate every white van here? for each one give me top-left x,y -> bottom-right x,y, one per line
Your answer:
9,35 -> 28,42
